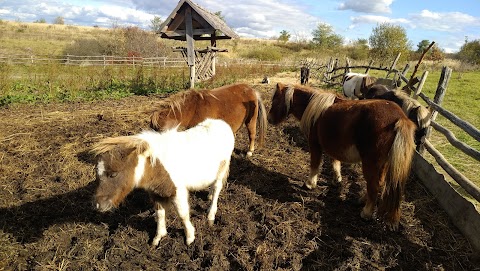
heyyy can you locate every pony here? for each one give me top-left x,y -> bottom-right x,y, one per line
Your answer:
92,118 -> 235,246
341,72 -> 378,99
149,83 -> 267,157
267,83 -> 416,230
365,84 -> 431,146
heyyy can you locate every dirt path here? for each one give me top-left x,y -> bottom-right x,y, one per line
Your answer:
0,73 -> 478,270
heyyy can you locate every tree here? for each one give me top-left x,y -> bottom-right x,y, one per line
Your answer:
34,18 -> 46,23
311,23 -> 343,49
416,40 -> 431,53
53,16 -> 64,25
369,23 -> 411,63
347,38 -> 369,60
457,39 -> 480,65
150,16 -> 163,33
214,11 -> 225,22
278,30 -> 290,43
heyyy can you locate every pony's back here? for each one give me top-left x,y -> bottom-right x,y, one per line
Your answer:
144,119 -> 234,188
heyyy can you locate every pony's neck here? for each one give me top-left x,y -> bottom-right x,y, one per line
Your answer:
291,88 -> 313,120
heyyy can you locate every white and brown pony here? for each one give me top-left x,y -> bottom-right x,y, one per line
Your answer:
149,83 -> 267,157
268,83 -> 416,230
365,84 -> 431,146
342,72 -> 378,99
92,119 -> 235,246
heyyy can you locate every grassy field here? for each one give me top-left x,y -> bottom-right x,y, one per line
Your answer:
1,19 -> 479,203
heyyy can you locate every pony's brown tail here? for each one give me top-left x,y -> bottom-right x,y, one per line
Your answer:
379,118 -> 416,227
256,91 -> 267,148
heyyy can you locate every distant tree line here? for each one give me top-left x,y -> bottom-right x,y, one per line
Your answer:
275,22 -> 479,65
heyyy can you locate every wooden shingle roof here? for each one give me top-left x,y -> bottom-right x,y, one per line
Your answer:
158,0 -> 239,40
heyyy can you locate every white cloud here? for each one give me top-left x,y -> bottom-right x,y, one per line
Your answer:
411,10 -> 480,32
338,0 -> 393,14
349,15 -> 410,29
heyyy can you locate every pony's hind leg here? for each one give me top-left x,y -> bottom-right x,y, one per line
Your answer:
207,160 -> 229,225
172,188 -> 195,245
152,201 -> 168,246
360,161 -> 383,221
332,159 -> 342,184
245,114 -> 258,157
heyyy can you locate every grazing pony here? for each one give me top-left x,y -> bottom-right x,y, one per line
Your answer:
92,119 -> 235,246
268,83 -> 416,230
342,72 -> 378,99
149,83 -> 267,157
365,84 -> 431,145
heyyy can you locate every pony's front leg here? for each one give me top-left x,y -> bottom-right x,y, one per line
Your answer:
173,189 -> 195,246
332,159 -> 342,184
306,148 -> 323,189
152,201 -> 167,246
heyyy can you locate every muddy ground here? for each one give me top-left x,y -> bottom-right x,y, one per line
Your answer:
0,75 -> 479,270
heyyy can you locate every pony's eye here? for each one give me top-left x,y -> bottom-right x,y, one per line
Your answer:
108,172 -> 118,178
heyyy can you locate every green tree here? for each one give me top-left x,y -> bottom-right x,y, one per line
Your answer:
150,16 -> 163,33
369,23 -> 411,63
416,39 -> 431,53
53,16 -> 64,25
311,23 -> 343,49
34,18 -> 46,23
457,39 -> 480,65
214,11 -> 225,22
278,30 -> 291,43
347,38 -> 369,60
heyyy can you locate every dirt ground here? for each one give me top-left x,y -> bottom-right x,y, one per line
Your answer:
0,73 -> 479,270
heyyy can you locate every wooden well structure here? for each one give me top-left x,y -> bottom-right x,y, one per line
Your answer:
158,0 -> 239,88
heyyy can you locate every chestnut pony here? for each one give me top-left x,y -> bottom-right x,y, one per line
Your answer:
267,83 -> 416,230
150,83 -> 267,157
364,84 -> 431,146
92,119 -> 234,246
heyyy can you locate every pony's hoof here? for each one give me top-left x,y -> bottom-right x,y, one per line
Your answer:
304,182 -> 316,190
246,151 -> 253,157
186,237 -> 195,246
208,219 -> 215,226
152,237 -> 161,247
386,221 -> 399,231
360,209 -> 373,220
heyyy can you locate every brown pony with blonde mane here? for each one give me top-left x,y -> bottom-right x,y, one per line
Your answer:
149,83 -> 267,157
268,83 -> 416,230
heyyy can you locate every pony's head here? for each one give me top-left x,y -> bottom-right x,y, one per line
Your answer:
92,136 -> 150,212
267,83 -> 294,125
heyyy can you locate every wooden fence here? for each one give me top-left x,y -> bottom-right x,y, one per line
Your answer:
0,54 -> 297,68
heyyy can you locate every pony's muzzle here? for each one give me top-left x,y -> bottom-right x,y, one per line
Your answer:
94,197 -> 114,212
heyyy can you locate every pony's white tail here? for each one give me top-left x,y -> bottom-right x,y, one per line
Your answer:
379,118 -> 415,227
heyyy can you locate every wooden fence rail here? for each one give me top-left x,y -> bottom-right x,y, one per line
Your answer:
0,54 -> 298,68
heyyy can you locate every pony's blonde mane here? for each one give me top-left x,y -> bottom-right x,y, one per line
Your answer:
284,85 -> 295,114
92,136 -> 150,159
151,89 -> 216,116
394,91 -> 431,128
300,91 -> 336,139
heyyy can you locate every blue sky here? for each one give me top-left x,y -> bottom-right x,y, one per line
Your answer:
1,0 -> 479,53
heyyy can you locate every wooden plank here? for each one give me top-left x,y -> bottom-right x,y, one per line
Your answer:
419,92 -> 480,142
424,140 -> 480,202
431,121 -> 480,162
185,6 -> 195,88
413,153 -> 480,252
413,70 -> 428,99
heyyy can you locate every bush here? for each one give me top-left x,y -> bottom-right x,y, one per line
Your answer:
242,47 -> 283,61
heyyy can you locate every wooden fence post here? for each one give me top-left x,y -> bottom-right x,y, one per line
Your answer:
418,66 -> 452,154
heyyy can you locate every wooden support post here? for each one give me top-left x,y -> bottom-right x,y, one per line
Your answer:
185,7 -> 195,88
413,70 -> 429,99
386,52 -> 401,78
211,39 -> 216,76
418,66 -> 452,153
365,59 -> 374,74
